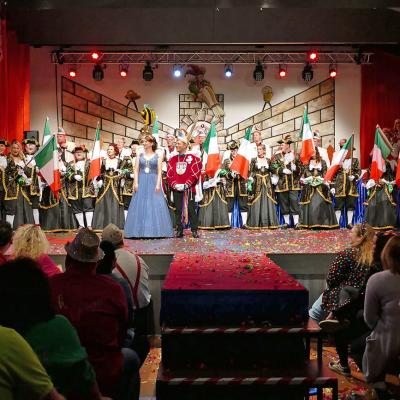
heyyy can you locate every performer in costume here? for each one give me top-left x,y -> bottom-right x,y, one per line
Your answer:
125,135 -> 174,238
249,129 -> 272,159
56,127 -> 75,163
298,149 -> 338,229
92,144 -> 125,230
3,140 -> 34,228
364,161 -> 397,229
0,139 -> 9,221
198,171 -> 230,230
245,144 -> 280,229
67,146 -> 95,229
313,131 -> 331,168
271,134 -> 302,228
161,133 -> 177,225
167,131 -> 202,238
117,136 -> 132,160
22,138 -> 41,225
222,141 -> 248,226
330,139 -> 360,228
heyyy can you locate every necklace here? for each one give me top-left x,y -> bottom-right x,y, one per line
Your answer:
143,153 -> 153,174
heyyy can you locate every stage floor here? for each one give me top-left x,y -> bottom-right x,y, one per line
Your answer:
47,228 -> 350,256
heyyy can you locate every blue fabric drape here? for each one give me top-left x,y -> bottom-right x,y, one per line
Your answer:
231,196 -> 243,228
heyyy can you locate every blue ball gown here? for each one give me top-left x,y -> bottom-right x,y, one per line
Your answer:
124,153 -> 174,238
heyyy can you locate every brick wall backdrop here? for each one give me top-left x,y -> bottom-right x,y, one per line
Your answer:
61,77 -> 175,149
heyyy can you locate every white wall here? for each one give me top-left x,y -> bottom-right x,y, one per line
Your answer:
30,47 -> 361,156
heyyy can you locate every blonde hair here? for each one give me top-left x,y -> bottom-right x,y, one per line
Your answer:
12,225 -> 49,260
353,223 -> 375,267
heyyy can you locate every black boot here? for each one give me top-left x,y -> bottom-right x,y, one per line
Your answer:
191,230 -> 199,238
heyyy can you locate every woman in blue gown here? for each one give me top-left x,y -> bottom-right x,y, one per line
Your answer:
124,135 -> 174,238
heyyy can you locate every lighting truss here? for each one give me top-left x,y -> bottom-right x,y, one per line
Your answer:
52,51 -> 373,65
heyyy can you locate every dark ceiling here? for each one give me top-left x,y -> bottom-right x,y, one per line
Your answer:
4,0 -> 400,51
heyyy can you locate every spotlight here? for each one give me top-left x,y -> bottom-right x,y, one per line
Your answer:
329,64 -> 337,78
279,64 -> 287,78
143,62 -> 154,81
68,67 -> 77,78
173,65 -> 183,78
119,65 -> 128,78
91,51 -> 101,61
253,61 -> 264,82
224,64 -> 233,78
302,62 -> 314,83
92,63 -> 104,81
307,50 -> 318,62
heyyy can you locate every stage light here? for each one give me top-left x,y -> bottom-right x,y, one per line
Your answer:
143,62 -> 153,81
302,62 -> 314,83
92,63 -> 104,81
224,64 -> 233,78
91,51 -> 101,61
253,61 -> 264,81
308,50 -> 318,62
173,65 -> 183,78
329,64 -> 337,78
279,64 -> 287,78
68,67 -> 77,78
119,65 -> 128,78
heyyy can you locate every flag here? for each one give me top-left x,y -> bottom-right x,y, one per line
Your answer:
370,125 -> 392,182
88,123 -> 101,180
202,122 -> 220,177
152,116 -> 160,145
34,135 -> 61,198
230,127 -> 252,179
42,117 -> 52,145
299,106 -> 315,165
324,136 -> 353,182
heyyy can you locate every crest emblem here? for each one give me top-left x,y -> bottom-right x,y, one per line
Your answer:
176,161 -> 187,175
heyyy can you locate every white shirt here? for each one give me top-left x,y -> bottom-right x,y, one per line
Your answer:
75,160 -> 85,172
256,157 -> 268,168
249,141 -> 272,159
105,157 -> 119,170
119,147 -> 132,159
309,159 -> 322,171
0,155 -> 7,170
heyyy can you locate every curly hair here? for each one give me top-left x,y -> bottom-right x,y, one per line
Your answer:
12,225 -> 49,260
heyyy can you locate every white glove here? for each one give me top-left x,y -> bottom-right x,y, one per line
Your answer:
330,188 -> 336,195
348,175 -> 355,182
175,183 -> 185,191
304,176 -> 313,184
282,168 -> 292,175
365,179 -> 376,189
290,162 -> 296,171
97,179 -> 104,189
231,171 -> 237,178
203,181 -> 210,190
271,175 -> 279,185
25,178 -> 32,186
74,174 -> 83,181
129,173 -> 134,179
381,178 -> 388,185
121,178 -> 125,188
317,165 -> 322,171
248,176 -> 254,183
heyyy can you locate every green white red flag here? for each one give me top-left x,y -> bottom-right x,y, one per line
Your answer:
324,136 -> 353,182
88,123 -> 101,180
152,116 -> 160,145
202,122 -> 220,177
370,125 -> 392,182
34,135 -> 61,198
299,106 -> 315,165
42,117 -> 51,145
230,127 -> 252,179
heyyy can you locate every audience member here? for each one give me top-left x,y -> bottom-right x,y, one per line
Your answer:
50,228 -> 140,400
362,235 -> 400,400
12,224 -> 61,276
0,257 -> 107,399
0,325 -> 65,400
0,220 -> 12,265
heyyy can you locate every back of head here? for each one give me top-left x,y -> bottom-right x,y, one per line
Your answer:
381,235 -> 400,274
373,231 -> 397,265
102,223 -> 124,248
97,240 -> 116,275
0,257 -> 54,333
0,221 -> 13,249
12,224 -> 49,260
353,223 -> 375,267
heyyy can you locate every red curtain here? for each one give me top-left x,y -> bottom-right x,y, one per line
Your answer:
360,51 -> 400,168
0,18 -> 30,143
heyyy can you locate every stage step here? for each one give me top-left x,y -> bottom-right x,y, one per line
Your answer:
156,361 -> 338,400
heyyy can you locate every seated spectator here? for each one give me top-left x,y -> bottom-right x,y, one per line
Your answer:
0,325 -> 65,400
362,235 -> 400,400
0,220 -> 13,265
12,224 -> 61,277
50,228 -> 140,400
0,257 -> 108,400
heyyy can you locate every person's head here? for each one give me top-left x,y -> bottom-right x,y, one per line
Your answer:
64,228 -> 104,270
102,223 -> 124,249
142,135 -> 157,152
282,142 -> 290,153
373,231 -> 397,265
130,139 -> 140,155
166,134 -> 175,148
10,140 -> 22,158
107,143 -> 119,158
176,135 -> 188,153
73,146 -> 87,161
339,138 -> 347,148
97,240 -> 116,275
394,119 -> 400,133
56,127 -> 67,145
311,148 -> 321,162
0,221 -> 13,254
313,131 -> 321,147
350,223 -> 375,266
12,225 -> 49,260
198,132 -> 206,145
253,130 -> 262,144
257,144 -> 266,158
381,235 -> 400,274
117,137 -> 126,150
0,257 -> 55,333
0,139 -> 9,156
23,139 -> 39,155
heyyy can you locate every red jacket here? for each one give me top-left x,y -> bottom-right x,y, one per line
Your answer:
167,152 -> 202,193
